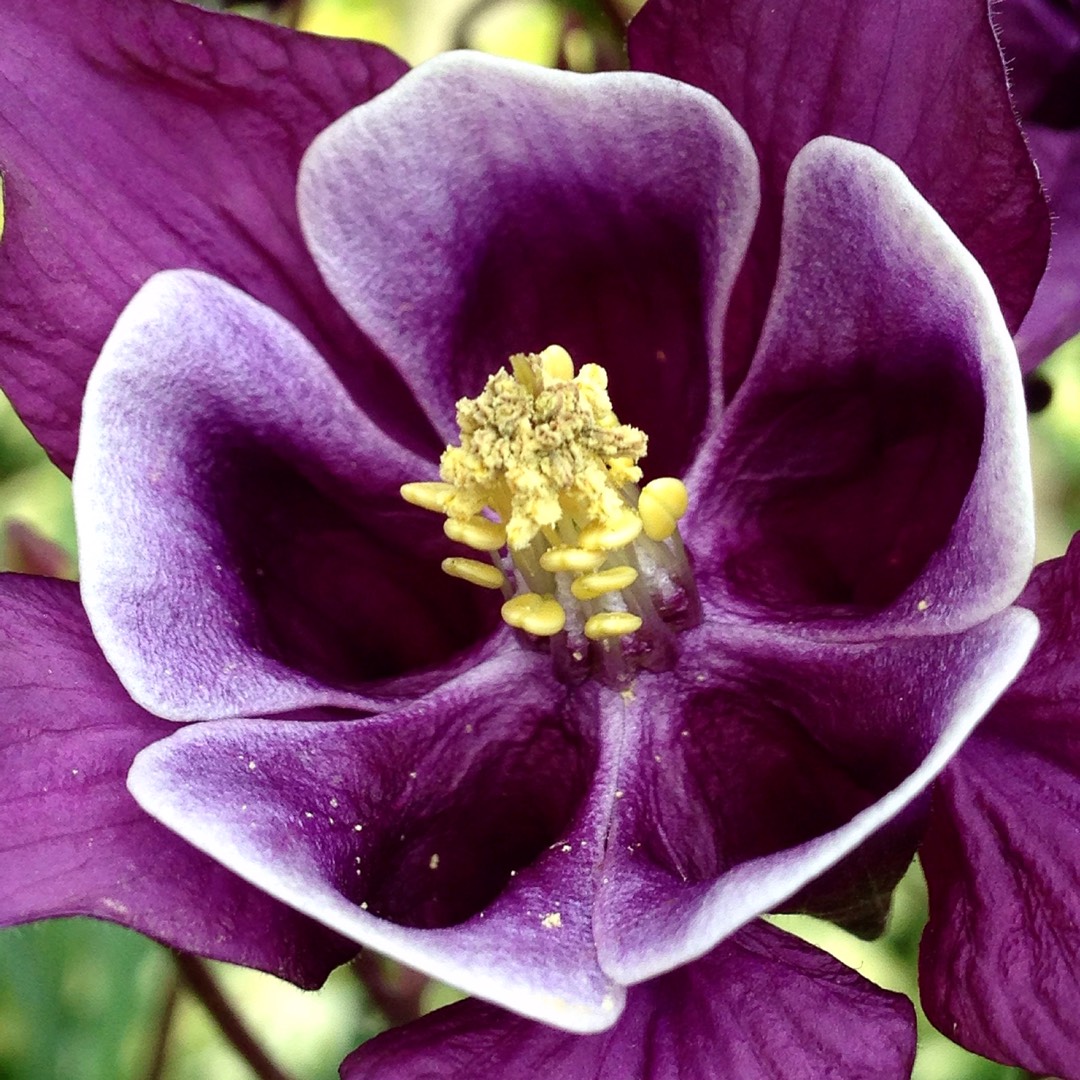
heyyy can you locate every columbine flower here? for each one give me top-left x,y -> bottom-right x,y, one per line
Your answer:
0,1 -> 1059,1077
998,0 -> 1080,368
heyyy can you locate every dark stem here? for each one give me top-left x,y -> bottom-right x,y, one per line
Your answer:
142,972 -> 180,1080
174,953 -> 295,1080
352,952 -> 428,1028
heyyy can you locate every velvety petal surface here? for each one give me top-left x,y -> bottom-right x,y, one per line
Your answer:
75,270 -> 500,723
692,138 -> 1032,638
629,0 -> 1050,389
128,651 -> 624,1032
299,50 -> 760,480
920,537 -> 1080,1078
342,922 -> 915,1080
999,0 -> 1080,367
0,574 -> 355,988
0,0 -> 411,473
594,606 -> 1037,984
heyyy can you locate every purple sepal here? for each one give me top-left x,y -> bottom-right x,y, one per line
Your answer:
0,0 -> 407,472
0,574 -> 355,989
920,536 -> 1080,1079
629,0 -> 1049,391
998,0 -> 1080,368
341,922 -> 915,1080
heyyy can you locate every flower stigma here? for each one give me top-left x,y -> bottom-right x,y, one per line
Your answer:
402,345 -> 701,686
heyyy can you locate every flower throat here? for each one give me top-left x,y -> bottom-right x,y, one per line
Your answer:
402,345 -> 701,687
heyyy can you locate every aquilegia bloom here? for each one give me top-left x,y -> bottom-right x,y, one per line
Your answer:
0,1 -> 1071,1077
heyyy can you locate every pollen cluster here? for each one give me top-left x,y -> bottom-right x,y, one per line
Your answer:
401,345 -> 693,668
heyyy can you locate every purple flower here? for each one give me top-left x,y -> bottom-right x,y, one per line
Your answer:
0,1 -> 1059,1077
998,0 -> 1080,368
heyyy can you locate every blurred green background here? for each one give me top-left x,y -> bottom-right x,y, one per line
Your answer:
0,0 -> 1071,1076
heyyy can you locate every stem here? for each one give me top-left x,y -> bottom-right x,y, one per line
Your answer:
175,954 -> 295,1080
142,972 -> 180,1080
352,952 -> 428,1028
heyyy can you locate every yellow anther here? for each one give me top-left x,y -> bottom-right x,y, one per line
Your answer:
584,611 -> 643,640
571,565 -> 639,601
638,477 -> 690,542
502,593 -> 566,636
539,344 -> 574,382
441,557 -> 506,590
539,547 -> 607,574
579,510 -> 643,552
400,481 -> 454,513
439,347 -> 646,549
444,516 -> 507,552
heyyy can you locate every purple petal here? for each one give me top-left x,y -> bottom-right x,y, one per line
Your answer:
342,922 -> 914,1080
0,0 -> 408,473
920,537 -> 1080,1077
629,0 -> 1050,390
299,51 -> 760,480
0,573 -> 354,988
690,138 -> 1032,637
594,606 -> 1036,984
128,652 -> 624,1032
75,270 -> 501,723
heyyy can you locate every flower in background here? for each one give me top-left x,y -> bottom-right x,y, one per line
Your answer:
0,1 -> 1064,1078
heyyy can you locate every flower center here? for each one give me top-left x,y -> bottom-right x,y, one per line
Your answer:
401,345 -> 701,687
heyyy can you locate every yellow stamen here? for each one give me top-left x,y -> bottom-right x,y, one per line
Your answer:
579,510 -> 643,552
539,547 -> 607,574
571,565 -> 639,601
584,611 -> 642,640
444,516 -> 507,552
502,593 -> 566,636
638,477 -> 689,542
539,343 -> 575,382
441,557 -> 505,590
400,481 -> 454,513
439,349 -> 646,550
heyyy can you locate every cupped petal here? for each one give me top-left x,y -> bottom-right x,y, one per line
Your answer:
0,574 -> 355,989
343,922 -> 914,1080
920,537 -> 1080,1078
594,606 -> 1037,984
629,0 -> 1049,390
691,137 -> 1032,639
299,50 -> 760,480
0,0 -> 411,473
75,270 -> 501,723
128,652 -> 624,1032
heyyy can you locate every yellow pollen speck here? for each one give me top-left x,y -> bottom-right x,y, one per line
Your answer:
639,477 -> 689,542
502,593 -> 566,636
429,853 -> 440,870
585,611 -> 642,640
444,515 -> 507,552
916,598 -> 930,612
541,912 -> 563,929
442,557 -> 505,589
572,565 -> 638,601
